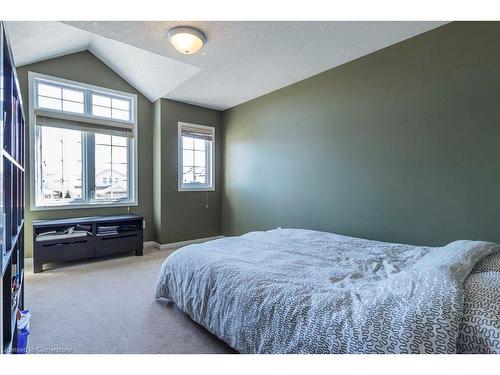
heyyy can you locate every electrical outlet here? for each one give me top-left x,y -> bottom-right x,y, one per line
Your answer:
143,220 -> 146,229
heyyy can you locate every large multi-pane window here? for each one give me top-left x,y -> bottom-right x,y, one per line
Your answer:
178,122 -> 215,191
30,72 -> 137,208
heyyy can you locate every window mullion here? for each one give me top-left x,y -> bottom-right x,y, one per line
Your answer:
84,89 -> 94,203
127,137 -> 133,202
86,133 -> 96,202
84,89 -> 92,116
204,143 -> 207,188
36,127 -> 43,205
81,132 -> 87,202
192,147 -> 196,184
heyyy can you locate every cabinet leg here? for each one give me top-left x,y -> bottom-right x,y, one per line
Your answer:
135,249 -> 143,256
34,263 -> 43,273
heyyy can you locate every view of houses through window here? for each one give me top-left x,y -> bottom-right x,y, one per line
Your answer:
39,129 -> 129,203
40,126 -> 83,202
95,134 -> 128,200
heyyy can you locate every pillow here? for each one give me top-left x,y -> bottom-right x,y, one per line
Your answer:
472,251 -> 500,273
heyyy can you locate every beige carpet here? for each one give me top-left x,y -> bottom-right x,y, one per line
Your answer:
24,247 -> 236,354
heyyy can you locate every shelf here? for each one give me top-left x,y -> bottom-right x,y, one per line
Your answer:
2,149 -> 24,172
3,269 -> 24,354
2,221 -> 24,275
33,214 -> 143,227
4,291 -> 20,354
12,220 -> 24,248
2,249 -> 13,275
12,288 -> 21,311
11,270 -> 23,310
10,305 -> 17,334
34,215 -> 144,272
96,230 -> 139,238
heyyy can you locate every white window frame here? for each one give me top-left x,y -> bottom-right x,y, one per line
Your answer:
28,72 -> 138,210
178,122 -> 215,192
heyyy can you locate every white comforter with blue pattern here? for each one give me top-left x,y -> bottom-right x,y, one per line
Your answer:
155,229 -> 500,353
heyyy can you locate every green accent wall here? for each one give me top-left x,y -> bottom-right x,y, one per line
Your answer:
16,22 -> 500,256
222,22 -> 500,246
154,99 -> 222,244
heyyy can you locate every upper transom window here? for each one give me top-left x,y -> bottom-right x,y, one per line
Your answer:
92,93 -> 132,122
34,77 -> 133,123
37,81 -> 85,114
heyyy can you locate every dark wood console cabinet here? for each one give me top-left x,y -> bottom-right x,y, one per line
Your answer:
33,214 -> 144,273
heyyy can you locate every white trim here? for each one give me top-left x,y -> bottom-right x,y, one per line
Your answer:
35,109 -> 135,130
150,235 -> 224,250
178,121 -> 215,192
30,72 -> 137,113
143,241 -> 157,249
28,71 -> 139,210
29,201 -> 139,212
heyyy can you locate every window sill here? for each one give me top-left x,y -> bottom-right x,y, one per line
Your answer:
178,186 -> 215,192
30,200 -> 138,211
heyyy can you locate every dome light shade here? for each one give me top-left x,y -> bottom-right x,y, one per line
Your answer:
168,26 -> 206,55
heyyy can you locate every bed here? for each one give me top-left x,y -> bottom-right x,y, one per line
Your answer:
155,228 -> 500,354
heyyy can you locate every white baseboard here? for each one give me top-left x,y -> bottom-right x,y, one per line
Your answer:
143,241 -> 158,249
147,235 -> 224,250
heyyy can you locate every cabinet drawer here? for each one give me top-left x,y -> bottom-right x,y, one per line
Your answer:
37,239 -> 93,263
95,233 -> 140,257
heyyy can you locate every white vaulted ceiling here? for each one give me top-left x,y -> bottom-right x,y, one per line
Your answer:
5,21 -> 447,110
5,22 -> 200,102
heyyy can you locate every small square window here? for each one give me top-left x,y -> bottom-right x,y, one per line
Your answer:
62,101 -> 84,114
92,105 -> 112,118
178,123 -> 214,191
37,81 -> 84,114
92,93 -> 131,122
62,88 -> 84,103
38,96 -> 62,111
112,97 -> 130,111
38,83 -> 62,99
93,94 -> 111,107
112,109 -> 130,121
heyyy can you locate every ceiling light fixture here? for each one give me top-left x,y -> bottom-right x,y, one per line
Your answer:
168,26 -> 206,55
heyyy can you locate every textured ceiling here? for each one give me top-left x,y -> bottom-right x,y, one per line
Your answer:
5,22 -> 200,102
6,21 -> 447,110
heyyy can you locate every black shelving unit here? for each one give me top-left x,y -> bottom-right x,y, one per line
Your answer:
33,215 -> 143,273
0,21 -> 26,354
